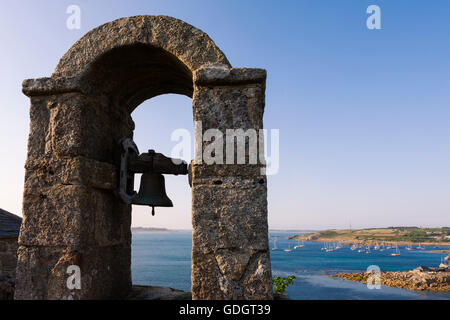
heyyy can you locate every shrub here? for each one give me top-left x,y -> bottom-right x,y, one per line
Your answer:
273,275 -> 296,294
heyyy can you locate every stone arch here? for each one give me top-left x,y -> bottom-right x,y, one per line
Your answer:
16,15 -> 272,300
53,16 -> 230,79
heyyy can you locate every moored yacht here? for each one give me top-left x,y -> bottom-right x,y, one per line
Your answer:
294,240 -> 305,249
391,245 -> 400,256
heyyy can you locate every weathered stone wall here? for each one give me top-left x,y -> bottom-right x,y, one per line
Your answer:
0,238 -> 18,300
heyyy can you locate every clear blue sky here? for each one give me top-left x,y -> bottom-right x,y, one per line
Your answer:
0,0 -> 449,230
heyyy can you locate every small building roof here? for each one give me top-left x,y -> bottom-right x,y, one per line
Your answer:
0,208 -> 22,239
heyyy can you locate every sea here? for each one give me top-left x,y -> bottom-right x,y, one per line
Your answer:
131,231 -> 450,300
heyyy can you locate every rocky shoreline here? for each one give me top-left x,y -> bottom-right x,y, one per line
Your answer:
330,266 -> 450,292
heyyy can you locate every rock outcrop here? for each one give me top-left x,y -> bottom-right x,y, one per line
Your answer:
331,266 -> 450,292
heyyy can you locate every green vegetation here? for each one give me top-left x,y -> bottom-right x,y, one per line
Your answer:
382,227 -> 450,243
318,230 -> 339,238
273,275 -> 295,294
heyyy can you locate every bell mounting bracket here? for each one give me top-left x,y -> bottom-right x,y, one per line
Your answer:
118,138 -> 189,205
118,138 -> 140,204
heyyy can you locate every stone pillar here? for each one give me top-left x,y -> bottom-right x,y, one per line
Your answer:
15,78 -> 133,299
191,66 -> 273,300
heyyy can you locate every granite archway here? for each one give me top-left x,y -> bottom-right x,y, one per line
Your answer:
15,15 -> 272,300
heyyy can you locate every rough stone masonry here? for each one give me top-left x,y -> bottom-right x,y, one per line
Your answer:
16,15 -> 272,300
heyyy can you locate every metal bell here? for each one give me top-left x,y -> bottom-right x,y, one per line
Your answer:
132,172 -> 173,215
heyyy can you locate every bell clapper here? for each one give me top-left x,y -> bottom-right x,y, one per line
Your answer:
152,206 -> 155,216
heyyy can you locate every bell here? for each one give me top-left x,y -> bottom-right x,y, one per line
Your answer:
132,172 -> 173,216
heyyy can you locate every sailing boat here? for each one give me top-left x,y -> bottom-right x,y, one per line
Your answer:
284,243 -> 293,252
416,243 -> 425,250
325,243 -> 334,252
391,245 -> 400,256
406,244 -> 412,251
271,238 -> 278,251
357,244 -> 364,253
294,240 -> 304,249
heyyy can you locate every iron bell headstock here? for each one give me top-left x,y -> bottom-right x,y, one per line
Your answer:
118,139 -> 188,216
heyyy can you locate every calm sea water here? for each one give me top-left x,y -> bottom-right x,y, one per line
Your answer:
131,231 -> 450,300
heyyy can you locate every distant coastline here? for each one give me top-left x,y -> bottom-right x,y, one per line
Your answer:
131,228 -> 319,234
269,229 -> 318,233
131,227 -> 174,233
288,227 -> 450,246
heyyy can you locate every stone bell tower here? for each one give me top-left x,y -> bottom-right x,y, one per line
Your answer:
15,15 -> 272,300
